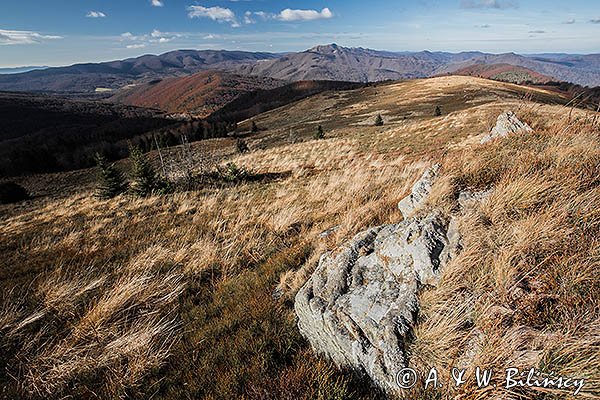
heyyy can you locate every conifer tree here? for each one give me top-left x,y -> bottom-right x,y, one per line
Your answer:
95,153 -> 127,199
374,114 -> 384,126
434,105 -> 442,116
251,121 -> 258,133
128,145 -> 158,197
314,125 -> 325,140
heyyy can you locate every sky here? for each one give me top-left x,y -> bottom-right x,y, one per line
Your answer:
0,0 -> 599,67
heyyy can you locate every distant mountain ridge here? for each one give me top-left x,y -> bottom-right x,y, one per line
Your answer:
0,66 -> 48,75
234,44 -> 490,82
0,50 -> 278,92
236,44 -> 600,87
0,44 -> 599,92
437,52 -> 600,87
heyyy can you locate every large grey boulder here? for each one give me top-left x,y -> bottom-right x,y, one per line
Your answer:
481,111 -> 533,144
295,212 -> 456,395
295,162 -> 462,395
294,163 -> 491,395
397,164 -> 440,219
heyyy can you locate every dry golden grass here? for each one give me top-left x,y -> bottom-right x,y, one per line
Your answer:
409,111 -> 600,399
0,76 -> 597,399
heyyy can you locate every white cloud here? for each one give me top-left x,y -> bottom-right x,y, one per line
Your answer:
187,5 -> 240,27
276,7 -> 334,21
254,11 -> 270,20
243,11 -> 255,24
120,32 -> 138,40
120,29 -> 176,48
203,34 -> 221,39
590,18 -> 600,24
563,19 -> 576,24
151,0 -> 164,7
0,29 -> 62,45
86,11 -> 106,18
461,0 -> 517,9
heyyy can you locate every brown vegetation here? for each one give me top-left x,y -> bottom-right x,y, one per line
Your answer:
0,76 -> 598,399
110,71 -> 283,117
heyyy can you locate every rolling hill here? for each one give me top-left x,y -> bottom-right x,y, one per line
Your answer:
0,91 -> 179,176
450,63 -> 554,84
109,71 -> 284,117
439,52 -> 600,87
207,79 -> 365,123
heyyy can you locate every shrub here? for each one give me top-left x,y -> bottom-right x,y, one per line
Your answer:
314,125 -> 325,140
374,114 -> 384,126
0,181 -> 29,204
94,153 -> 128,199
236,138 -> 249,154
217,162 -> 250,182
434,105 -> 442,116
251,121 -> 259,133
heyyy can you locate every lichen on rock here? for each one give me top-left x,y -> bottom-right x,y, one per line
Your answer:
294,164 -> 461,395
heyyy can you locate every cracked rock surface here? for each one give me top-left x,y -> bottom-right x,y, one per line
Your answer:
398,164 -> 440,219
294,165 -> 459,395
481,111 -> 533,144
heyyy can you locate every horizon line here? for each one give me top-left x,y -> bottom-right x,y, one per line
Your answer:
0,44 -> 596,70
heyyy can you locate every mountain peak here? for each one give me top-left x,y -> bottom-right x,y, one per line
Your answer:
308,43 -> 344,53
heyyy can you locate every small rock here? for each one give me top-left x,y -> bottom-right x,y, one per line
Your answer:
481,111 -> 533,144
458,189 -> 493,210
319,225 -> 341,238
398,164 -> 440,219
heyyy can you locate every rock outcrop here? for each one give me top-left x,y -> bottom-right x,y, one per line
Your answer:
294,165 -> 459,395
397,164 -> 440,219
481,111 -> 533,144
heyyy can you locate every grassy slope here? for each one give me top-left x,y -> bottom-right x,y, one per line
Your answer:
451,64 -> 554,84
0,76 -> 598,399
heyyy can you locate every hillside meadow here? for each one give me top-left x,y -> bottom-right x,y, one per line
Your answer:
0,77 -> 598,399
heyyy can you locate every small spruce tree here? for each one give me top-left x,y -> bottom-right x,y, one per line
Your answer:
95,153 -> 127,199
374,114 -> 384,126
128,145 -> 159,197
434,105 -> 442,117
251,121 -> 259,133
314,125 -> 325,140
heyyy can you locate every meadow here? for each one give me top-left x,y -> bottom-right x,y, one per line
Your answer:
0,77 -> 598,399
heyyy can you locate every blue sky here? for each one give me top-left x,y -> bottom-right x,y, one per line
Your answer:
0,0 -> 599,67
